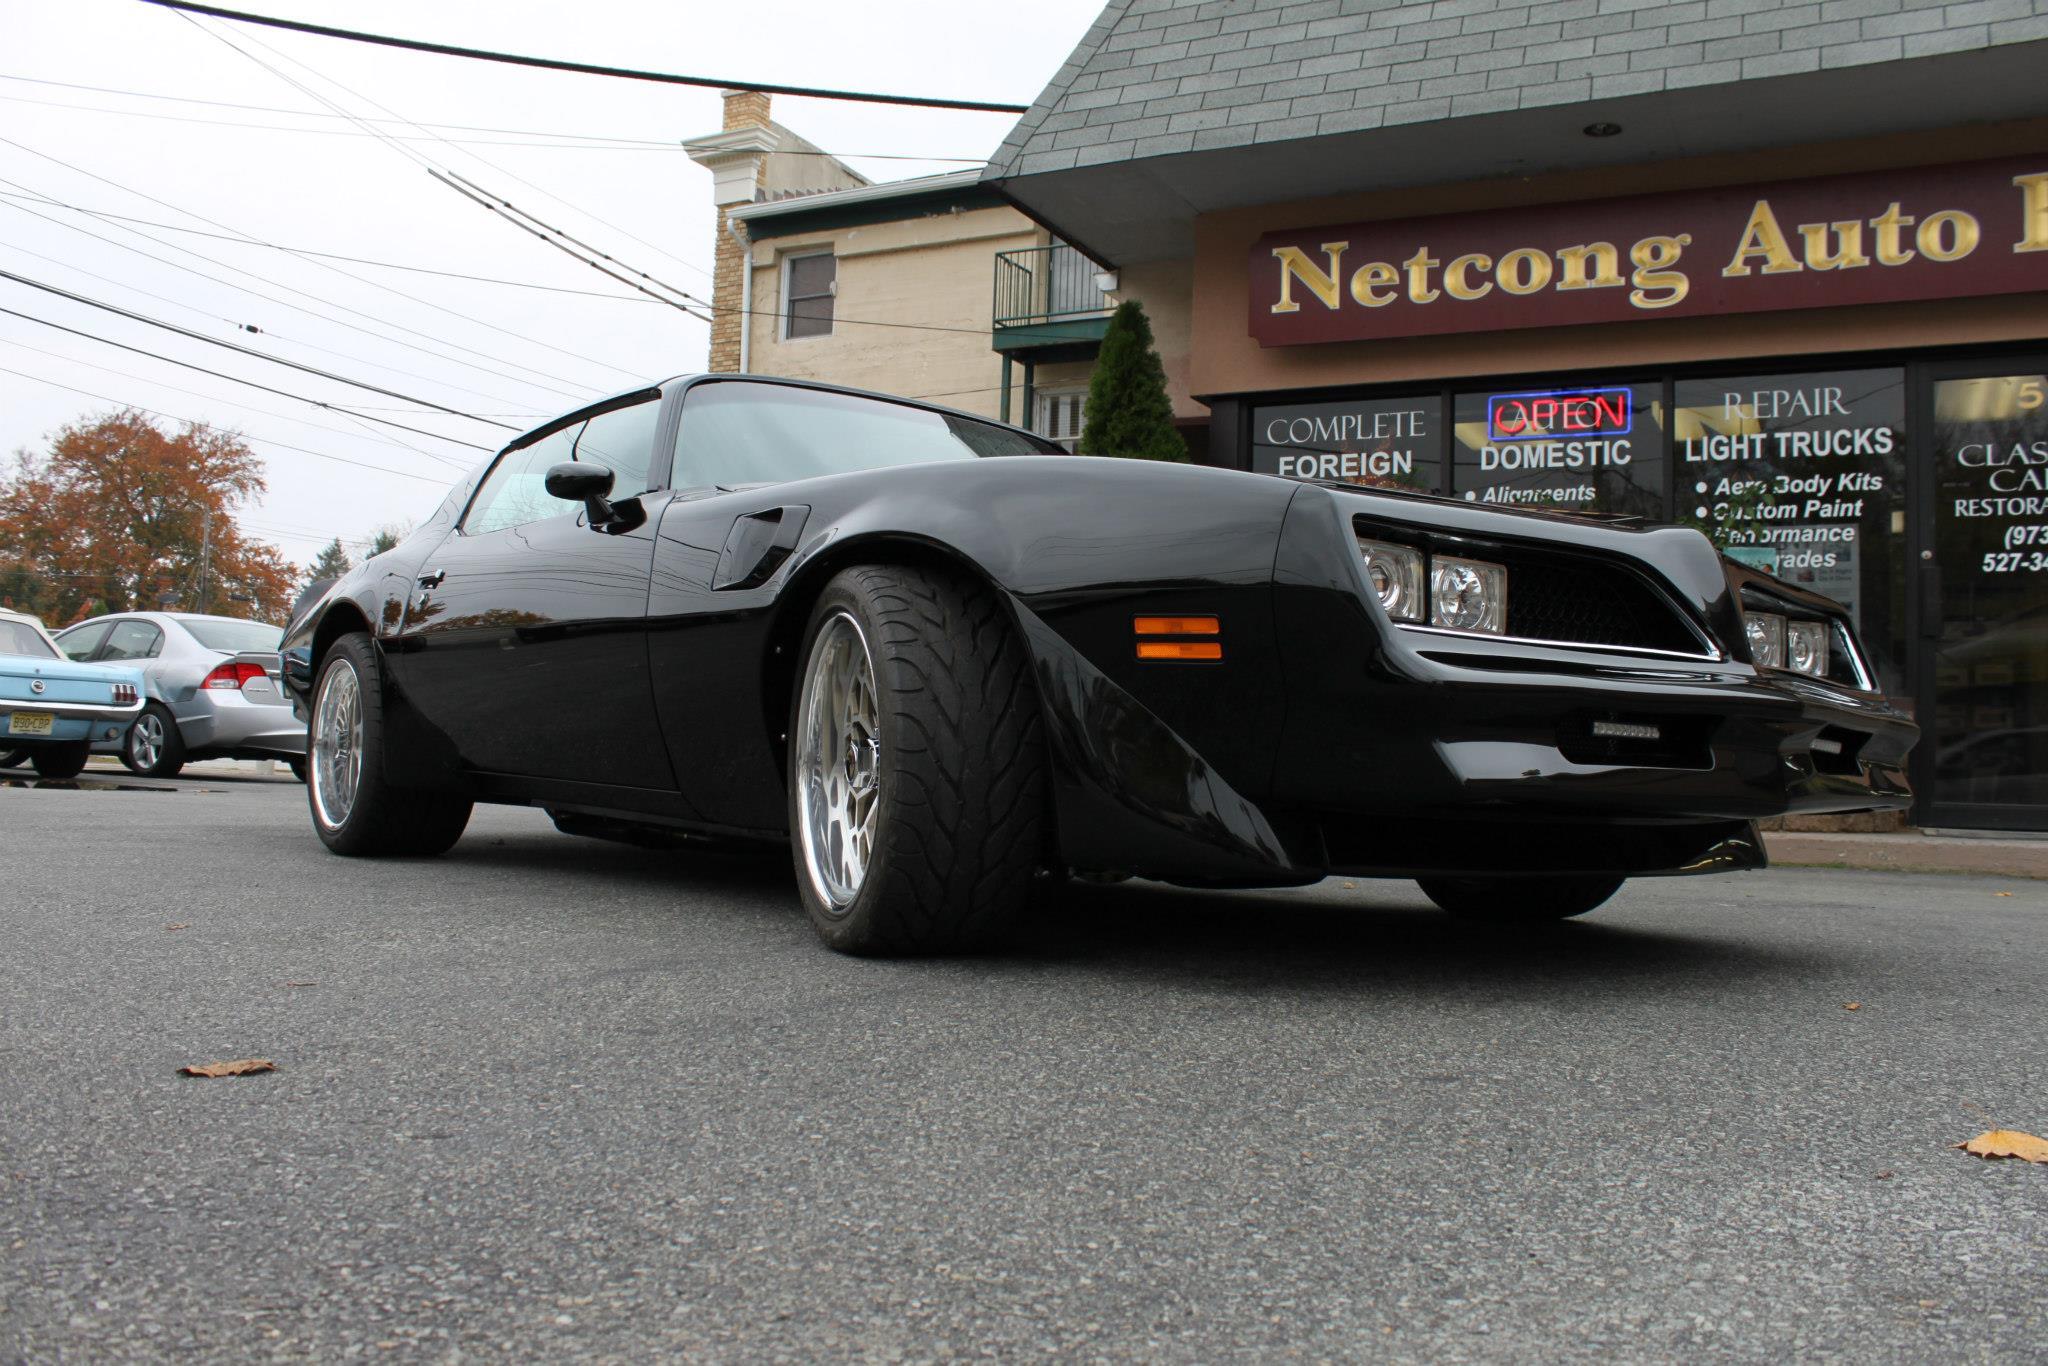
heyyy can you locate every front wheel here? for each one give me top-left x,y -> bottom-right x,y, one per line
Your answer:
30,742 -> 90,781
788,565 -> 1047,955
1418,875 -> 1624,923
308,633 -> 471,856
123,703 -> 185,778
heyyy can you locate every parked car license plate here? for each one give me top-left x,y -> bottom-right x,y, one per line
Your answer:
7,711 -> 55,736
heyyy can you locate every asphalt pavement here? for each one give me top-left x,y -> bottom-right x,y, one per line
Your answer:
2,774 -> 2044,1361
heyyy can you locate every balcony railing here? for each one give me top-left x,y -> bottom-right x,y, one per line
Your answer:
993,244 -> 1114,330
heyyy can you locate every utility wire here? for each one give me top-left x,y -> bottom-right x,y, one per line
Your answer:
0,145 -> 603,400
0,188 -> 652,302
0,270 -> 517,429
0,226 -> 560,413
0,333 -> 470,469
0,75 -> 989,161
0,132 -> 641,388
196,16 -> 718,289
136,0 -> 1034,113
0,363 -> 452,483
0,298 -> 497,451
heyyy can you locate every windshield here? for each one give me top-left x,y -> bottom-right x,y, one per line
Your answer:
0,619 -> 56,659
181,618 -> 283,653
671,381 -> 1057,489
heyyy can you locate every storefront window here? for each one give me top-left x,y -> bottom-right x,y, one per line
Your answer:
1251,395 -> 1443,493
1450,382 -> 1666,517
1671,369 -> 1907,691
1929,376 -> 2048,810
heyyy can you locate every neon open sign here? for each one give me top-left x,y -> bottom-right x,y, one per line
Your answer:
1487,387 -> 1633,443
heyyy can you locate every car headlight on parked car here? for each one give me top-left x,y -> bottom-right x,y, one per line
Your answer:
1785,619 -> 1829,677
1744,611 -> 1786,669
1354,537 -> 1425,622
1429,556 -> 1508,635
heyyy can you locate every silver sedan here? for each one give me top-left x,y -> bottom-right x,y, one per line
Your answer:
55,613 -> 307,779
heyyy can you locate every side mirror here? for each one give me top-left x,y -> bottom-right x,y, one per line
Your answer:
545,461 -> 618,526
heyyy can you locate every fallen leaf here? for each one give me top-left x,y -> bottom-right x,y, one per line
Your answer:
1996,891 -> 2013,897
179,1059 -> 276,1078
1955,1130 -> 2048,1163
1844,1002 -> 1861,1011
1874,1170 -> 1893,1180
165,923 -> 188,932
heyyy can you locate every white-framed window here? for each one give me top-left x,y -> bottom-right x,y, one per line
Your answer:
781,251 -> 836,340
1037,389 -> 1087,452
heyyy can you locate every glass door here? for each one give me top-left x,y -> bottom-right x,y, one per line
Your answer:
1917,362 -> 2048,830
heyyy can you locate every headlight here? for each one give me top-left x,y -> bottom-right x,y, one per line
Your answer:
1745,611 -> 1785,668
1355,537 -> 1425,622
1430,556 -> 1508,635
1785,620 -> 1829,677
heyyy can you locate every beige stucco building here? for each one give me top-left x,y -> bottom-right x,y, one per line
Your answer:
683,92 -> 1203,451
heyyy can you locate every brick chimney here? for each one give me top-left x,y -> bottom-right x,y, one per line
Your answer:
683,91 -> 777,373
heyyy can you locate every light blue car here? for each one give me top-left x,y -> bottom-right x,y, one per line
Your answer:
0,608 -> 146,780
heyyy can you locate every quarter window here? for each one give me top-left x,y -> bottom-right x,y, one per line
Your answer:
783,253 -> 835,339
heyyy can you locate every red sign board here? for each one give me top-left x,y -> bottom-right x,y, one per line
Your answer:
1248,156 -> 2048,347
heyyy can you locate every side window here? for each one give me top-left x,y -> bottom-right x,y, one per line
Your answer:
100,620 -> 163,661
56,619 -> 113,661
465,423 -> 583,536
573,397 -> 663,497
783,253 -> 835,339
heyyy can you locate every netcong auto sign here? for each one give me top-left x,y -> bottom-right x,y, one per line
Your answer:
1248,156 -> 2048,346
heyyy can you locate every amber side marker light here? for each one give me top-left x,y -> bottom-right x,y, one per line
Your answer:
1133,615 -> 1222,661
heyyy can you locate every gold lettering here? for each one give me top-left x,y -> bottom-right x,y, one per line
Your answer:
1722,200 -> 1801,277
1350,260 -> 1399,306
2014,174 -> 2048,253
1870,202 -> 1916,265
1403,247 -> 1441,304
1798,219 -> 1870,271
1270,241 -> 1348,313
1556,242 -> 1625,290
1496,247 -> 1553,296
1443,253 -> 1493,301
1631,234 -> 1692,310
1918,209 -> 1980,262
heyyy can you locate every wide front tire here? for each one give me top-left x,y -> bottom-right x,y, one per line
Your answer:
1417,875 -> 1625,923
308,633 -> 471,857
787,565 -> 1046,955
123,702 -> 186,778
30,742 -> 90,781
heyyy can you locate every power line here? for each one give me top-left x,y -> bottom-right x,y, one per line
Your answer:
0,296 -> 497,451
194,16 -> 718,290
0,226 -> 558,418
0,269 -> 518,430
0,149 -> 603,402
0,132 -> 644,389
0,333 -> 470,469
0,363 -> 453,483
0,188 -> 654,302
0,75 -> 990,162
136,0 -> 1034,113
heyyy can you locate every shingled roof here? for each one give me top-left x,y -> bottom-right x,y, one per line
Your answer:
984,0 -> 2048,260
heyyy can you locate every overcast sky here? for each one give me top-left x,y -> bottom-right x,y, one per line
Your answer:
3,0 -> 1098,571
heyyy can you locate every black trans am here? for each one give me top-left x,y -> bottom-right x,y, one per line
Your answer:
283,376 -> 1916,953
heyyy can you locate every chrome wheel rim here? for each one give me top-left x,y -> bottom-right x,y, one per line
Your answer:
795,611 -> 881,913
130,713 -> 161,769
310,659 -> 363,831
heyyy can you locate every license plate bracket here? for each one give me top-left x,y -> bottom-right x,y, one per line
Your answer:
7,711 -> 55,737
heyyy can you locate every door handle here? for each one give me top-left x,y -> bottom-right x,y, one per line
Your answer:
417,568 -> 447,589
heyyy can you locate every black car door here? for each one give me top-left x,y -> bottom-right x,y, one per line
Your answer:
391,390 -> 677,791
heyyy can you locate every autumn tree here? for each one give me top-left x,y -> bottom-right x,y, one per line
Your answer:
1078,300 -> 1187,462
0,410 -> 298,625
